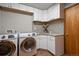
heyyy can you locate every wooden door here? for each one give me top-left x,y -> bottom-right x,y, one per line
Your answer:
64,4 -> 79,55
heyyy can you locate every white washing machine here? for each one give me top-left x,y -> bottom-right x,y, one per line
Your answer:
19,33 -> 37,56
0,34 -> 17,56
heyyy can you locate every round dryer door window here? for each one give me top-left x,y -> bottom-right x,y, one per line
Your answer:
21,37 -> 36,52
0,40 -> 16,56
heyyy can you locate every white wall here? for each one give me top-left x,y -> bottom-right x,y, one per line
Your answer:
32,3 -> 64,34
48,19 -> 64,34
33,24 -> 43,33
64,3 -> 75,8
0,3 -> 64,34
33,19 -> 64,34
0,11 -> 33,34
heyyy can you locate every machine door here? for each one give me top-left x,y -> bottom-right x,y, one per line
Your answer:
20,37 -> 36,52
0,40 -> 16,56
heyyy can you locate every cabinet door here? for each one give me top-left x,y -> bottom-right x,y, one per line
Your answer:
48,36 -> 55,54
42,10 -> 48,21
39,35 -> 48,49
47,3 -> 64,20
35,36 -> 39,49
38,10 -> 43,21
33,8 -> 39,21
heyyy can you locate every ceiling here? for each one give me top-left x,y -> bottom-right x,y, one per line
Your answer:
21,3 -> 54,10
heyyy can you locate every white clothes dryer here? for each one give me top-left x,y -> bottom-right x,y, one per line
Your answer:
19,33 -> 37,56
0,34 -> 17,56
